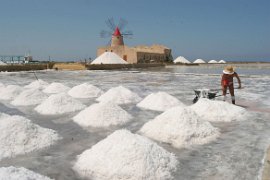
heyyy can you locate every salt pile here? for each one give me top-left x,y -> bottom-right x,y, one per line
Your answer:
11,88 -> 48,106
0,113 -> 60,160
73,129 -> 178,180
91,52 -> 128,64
208,60 -> 218,63
137,91 -> 185,111
0,166 -> 53,180
68,83 -> 103,98
43,82 -> 70,94
97,86 -> 142,104
0,85 -> 22,100
190,98 -> 247,122
219,60 -> 226,63
193,59 -> 206,63
173,56 -> 191,64
24,79 -> 49,90
140,106 -> 220,148
35,93 -> 86,115
73,102 -> 132,127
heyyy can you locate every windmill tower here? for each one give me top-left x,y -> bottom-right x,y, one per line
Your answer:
100,18 -> 133,47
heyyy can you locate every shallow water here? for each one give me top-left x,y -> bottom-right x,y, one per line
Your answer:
0,65 -> 270,180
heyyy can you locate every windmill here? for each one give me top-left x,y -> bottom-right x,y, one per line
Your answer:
100,18 -> 133,47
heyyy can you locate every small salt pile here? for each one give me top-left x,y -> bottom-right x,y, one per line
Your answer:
140,106 -> 220,148
0,113 -> 60,160
193,59 -> 206,63
0,166 -> 53,180
0,85 -> 22,100
73,102 -> 132,127
35,93 -> 86,115
73,129 -> 178,180
173,56 -> 191,64
24,79 -> 49,90
137,91 -> 185,111
190,98 -> 247,122
96,86 -> 142,104
43,82 -> 70,94
68,83 -> 103,98
11,88 -> 48,106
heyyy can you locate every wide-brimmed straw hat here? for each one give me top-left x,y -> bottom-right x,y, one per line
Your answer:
223,65 -> 235,75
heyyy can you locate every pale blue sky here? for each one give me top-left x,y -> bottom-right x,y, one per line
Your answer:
0,0 -> 269,61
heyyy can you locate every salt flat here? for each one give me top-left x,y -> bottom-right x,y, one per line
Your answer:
0,65 -> 270,180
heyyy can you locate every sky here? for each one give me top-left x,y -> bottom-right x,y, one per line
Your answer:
0,0 -> 269,62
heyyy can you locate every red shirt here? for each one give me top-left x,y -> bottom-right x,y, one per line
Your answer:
222,72 -> 237,86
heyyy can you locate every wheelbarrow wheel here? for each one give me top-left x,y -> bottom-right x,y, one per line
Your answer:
193,96 -> 199,103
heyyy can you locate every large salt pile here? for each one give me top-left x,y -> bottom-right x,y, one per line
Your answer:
0,85 -> 22,100
91,52 -> 128,64
219,59 -> 226,63
73,102 -> 132,128
73,129 -> 178,180
173,56 -> 191,64
137,91 -> 185,111
140,106 -> 220,148
208,60 -> 218,63
35,93 -> 86,115
97,86 -> 142,104
0,113 -> 60,160
193,59 -> 206,63
11,88 -> 48,106
190,98 -> 247,122
0,166 -> 53,180
68,83 -> 103,98
24,80 -> 49,90
43,82 -> 70,94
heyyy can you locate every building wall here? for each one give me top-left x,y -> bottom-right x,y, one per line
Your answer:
97,44 -> 172,64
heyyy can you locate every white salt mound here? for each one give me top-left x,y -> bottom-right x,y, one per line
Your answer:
140,106 -> 220,148
43,82 -> 70,94
91,52 -> 128,64
0,113 -> 60,160
193,59 -> 206,63
190,98 -> 247,122
24,80 -> 49,90
73,129 -> 178,180
97,86 -> 142,104
68,83 -> 103,98
219,60 -> 226,63
137,91 -> 185,111
208,60 -> 218,63
11,88 -> 48,106
173,56 -> 191,64
35,93 -> 86,115
0,85 -> 22,100
73,102 -> 132,127
0,166 -> 53,180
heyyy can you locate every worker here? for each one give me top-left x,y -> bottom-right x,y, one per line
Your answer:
221,65 -> 242,104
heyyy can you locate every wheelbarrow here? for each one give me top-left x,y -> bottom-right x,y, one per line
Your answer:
192,89 -> 220,103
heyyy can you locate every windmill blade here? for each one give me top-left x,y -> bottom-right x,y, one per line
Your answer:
105,18 -> 116,31
118,18 -> 128,31
122,30 -> 133,36
107,39 -> 112,46
100,30 -> 112,38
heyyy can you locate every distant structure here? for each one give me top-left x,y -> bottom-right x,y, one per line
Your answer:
98,18 -> 173,64
0,52 -> 33,64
